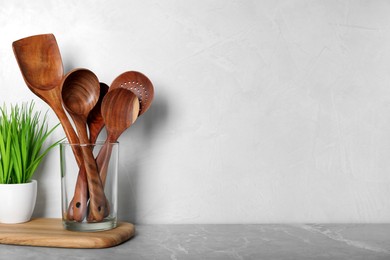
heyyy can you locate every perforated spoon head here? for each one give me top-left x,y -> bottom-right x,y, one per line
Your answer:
109,71 -> 154,116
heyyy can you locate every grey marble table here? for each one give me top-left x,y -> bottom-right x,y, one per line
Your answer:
0,224 -> 389,259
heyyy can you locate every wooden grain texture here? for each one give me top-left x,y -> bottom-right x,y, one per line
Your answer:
109,71 -> 154,116
0,218 -> 135,248
99,88 -> 140,186
12,34 -> 83,165
61,68 -> 108,222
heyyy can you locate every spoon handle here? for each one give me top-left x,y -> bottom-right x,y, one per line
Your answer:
52,104 -> 88,222
44,95 -> 85,167
72,117 -> 108,222
66,167 -> 88,222
32,97 -> 88,222
70,139 -> 113,221
91,140 -> 112,219
96,140 -> 113,186
81,145 -> 107,222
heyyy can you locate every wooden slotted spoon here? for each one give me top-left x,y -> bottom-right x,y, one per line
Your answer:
109,71 -> 154,116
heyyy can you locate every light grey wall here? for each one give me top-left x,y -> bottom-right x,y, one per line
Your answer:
1,0 -> 389,224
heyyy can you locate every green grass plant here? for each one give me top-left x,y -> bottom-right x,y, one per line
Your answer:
0,101 -> 62,184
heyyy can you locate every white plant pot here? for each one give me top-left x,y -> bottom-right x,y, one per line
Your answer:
0,180 -> 37,224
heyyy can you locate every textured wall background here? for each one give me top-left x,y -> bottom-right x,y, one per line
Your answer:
1,0 -> 390,224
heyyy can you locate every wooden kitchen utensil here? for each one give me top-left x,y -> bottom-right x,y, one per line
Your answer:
88,82 -> 109,144
99,88 -> 139,186
67,82 -> 109,221
95,71 -> 154,186
61,68 -> 108,222
12,34 -> 83,166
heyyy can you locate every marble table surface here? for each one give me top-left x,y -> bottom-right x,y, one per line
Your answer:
0,224 -> 390,259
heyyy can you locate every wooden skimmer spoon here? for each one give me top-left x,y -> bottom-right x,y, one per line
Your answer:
109,71 -> 154,116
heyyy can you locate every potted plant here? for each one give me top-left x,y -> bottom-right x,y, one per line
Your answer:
0,101 -> 61,223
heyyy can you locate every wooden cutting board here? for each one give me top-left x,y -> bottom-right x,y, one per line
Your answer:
0,218 -> 135,248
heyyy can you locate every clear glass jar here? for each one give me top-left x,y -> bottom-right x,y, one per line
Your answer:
60,141 -> 118,231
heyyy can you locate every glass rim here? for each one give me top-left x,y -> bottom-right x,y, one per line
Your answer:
60,141 -> 119,146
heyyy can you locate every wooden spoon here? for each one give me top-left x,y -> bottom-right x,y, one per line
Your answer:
12,34 -> 82,163
83,88 -> 138,220
95,71 -> 154,187
61,68 -> 108,222
99,88 -> 139,186
67,82 -> 108,221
